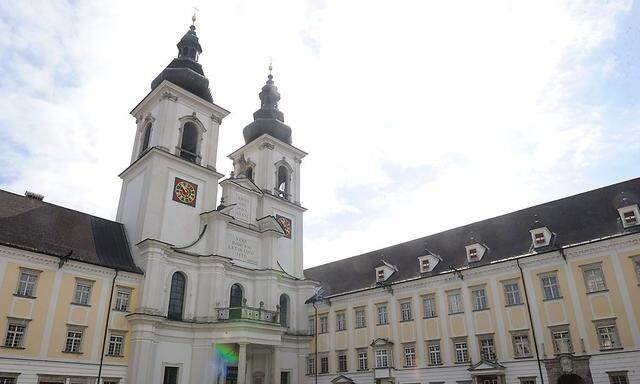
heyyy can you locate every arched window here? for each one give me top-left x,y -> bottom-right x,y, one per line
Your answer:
279,294 -> 290,327
229,283 -> 244,320
246,166 -> 253,181
168,272 -> 186,320
139,122 -> 152,156
276,165 -> 289,199
179,122 -> 199,163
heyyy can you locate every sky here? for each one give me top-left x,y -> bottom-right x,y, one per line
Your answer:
0,0 -> 639,268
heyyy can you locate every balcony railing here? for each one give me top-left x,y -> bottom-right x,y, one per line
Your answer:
215,306 -> 280,324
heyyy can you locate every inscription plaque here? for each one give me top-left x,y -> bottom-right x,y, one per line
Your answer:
225,231 -> 258,264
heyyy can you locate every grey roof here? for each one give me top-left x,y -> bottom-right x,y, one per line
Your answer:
304,177 -> 640,296
243,73 -> 292,145
0,189 -> 142,274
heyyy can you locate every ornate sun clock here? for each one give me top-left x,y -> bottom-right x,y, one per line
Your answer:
276,215 -> 292,239
172,177 -> 198,207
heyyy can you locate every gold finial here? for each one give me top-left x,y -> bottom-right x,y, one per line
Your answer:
192,6 -> 199,25
269,58 -> 273,75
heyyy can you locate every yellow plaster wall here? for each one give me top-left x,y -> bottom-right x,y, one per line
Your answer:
449,313 -> 466,337
0,262 -> 55,358
423,318 -> 440,340
618,251 -> 640,342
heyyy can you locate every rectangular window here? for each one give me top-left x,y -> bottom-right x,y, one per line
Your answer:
377,305 -> 388,325
552,329 -> 572,354
307,356 -> 315,374
468,248 -> 478,261
597,325 -> 619,350
540,273 -> 561,300
534,232 -> 546,245
608,371 -> 629,384
320,356 -> 329,373
355,308 -> 366,328
163,366 -> 179,384
377,269 -> 385,281
4,322 -> 26,348
0,378 -> 16,384
513,334 -> 531,358
107,334 -> 124,357
423,295 -> 437,318
115,288 -> 131,311
404,344 -> 416,367
472,288 -> 488,311
454,340 -> 469,363
520,379 -> 537,384
280,371 -> 290,384
428,341 -> 442,365
308,317 -> 315,335
357,349 -> 368,371
73,280 -> 92,305
375,349 -> 389,368
479,337 -> 496,361
623,210 -> 637,226
64,329 -> 84,353
420,258 -> 430,272
400,302 -> 413,321
582,264 -> 607,293
336,312 -> 346,331
337,351 -> 347,372
504,282 -> 522,306
633,256 -> 640,282
319,316 -> 328,333
16,270 -> 39,297
448,291 -> 463,314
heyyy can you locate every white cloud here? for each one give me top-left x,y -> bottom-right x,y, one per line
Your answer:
0,0 -> 635,268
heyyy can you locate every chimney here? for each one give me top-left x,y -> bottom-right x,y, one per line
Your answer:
25,191 -> 44,201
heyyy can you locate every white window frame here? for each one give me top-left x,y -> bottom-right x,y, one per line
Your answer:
16,269 -> 39,297
73,279 -> 93,306
403,344 -> 416,367
453,339 -> 469,363
64,328 -> 84,353
114,287 -> 131,312
308,317 -> 315,335
427,341 -> 442,365
400,301 -> 413,322
355,308 -> 366,328
319,315 -> 328,334
618,204 -> 640,228
4,319 -> 28,348
632,255 -> 640,283
607,371 -> 629,384
306,355 -> 316,375
512,332 -> 532,358
336,312 -> 346,331
478,336 -> 497,361
423,295 -> 437,318
337,351 -> 348,372
503,281 -> 522,306
472,288 -> 488,311
377,305 -> 388,325
374,349 -> 389,368
581,263 -> 607,293
107,333 -> 125,357
550,326 -> 573,354
320,355 -> 329,374
540,272 -> 562,300
357,349 -> 368,371
448,291 -> 463,314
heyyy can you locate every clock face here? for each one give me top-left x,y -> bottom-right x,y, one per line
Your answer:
276,215 -> 292,239
172,177 -> 198,207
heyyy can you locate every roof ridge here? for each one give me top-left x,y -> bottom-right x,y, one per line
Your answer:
0,188 -> 123,226
304,176 -> 640,272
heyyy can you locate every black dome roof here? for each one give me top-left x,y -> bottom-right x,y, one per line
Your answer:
242,73 -> 292,144
150,25 -> 213,103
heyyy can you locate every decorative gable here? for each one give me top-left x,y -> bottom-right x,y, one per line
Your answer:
331,375 -> 355,384
465,243 -> 486,263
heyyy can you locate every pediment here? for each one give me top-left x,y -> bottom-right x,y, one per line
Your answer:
220,177 -> 263,195
468,360 -> 505,371
370,337 -> 393,347
331,374 -> 355,384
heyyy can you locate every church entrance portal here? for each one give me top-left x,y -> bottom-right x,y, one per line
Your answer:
557,374 -> 585,384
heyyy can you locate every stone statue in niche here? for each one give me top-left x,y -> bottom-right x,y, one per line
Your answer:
235,154 -> 255,179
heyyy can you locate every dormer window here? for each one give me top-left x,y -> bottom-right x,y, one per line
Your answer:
465,243 -> 486,263
377,269 -> 385,281
529,226 -> 552,249
617,205 -> 640,228
418,254 -> 439,273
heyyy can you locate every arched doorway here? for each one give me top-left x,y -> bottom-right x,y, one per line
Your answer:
557,374 -> 585,384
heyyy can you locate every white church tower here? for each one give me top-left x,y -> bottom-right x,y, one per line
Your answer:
117,19 -> 316,384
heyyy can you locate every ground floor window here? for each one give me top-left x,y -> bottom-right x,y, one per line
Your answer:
0,378 -> 16,384
307,356 -> 315,374
375,349 -> 389,368
608,371 -> 629,384
358,349 -> 368,371
280,371 -> 290,384
320,355 -> 329,373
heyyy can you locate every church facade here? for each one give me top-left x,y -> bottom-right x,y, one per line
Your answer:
0,20 -> 639,384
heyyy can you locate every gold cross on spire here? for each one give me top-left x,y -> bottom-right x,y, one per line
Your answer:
269,57 -> 273,75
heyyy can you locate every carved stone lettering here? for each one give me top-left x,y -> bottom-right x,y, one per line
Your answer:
225,232 -> 258,264
232,193 -> 251,222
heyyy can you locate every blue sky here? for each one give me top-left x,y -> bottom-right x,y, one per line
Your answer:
0,1 -> 639,267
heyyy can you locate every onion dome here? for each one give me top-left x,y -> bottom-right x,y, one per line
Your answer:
242,69 -> 292,144
150,22 -> 213,103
